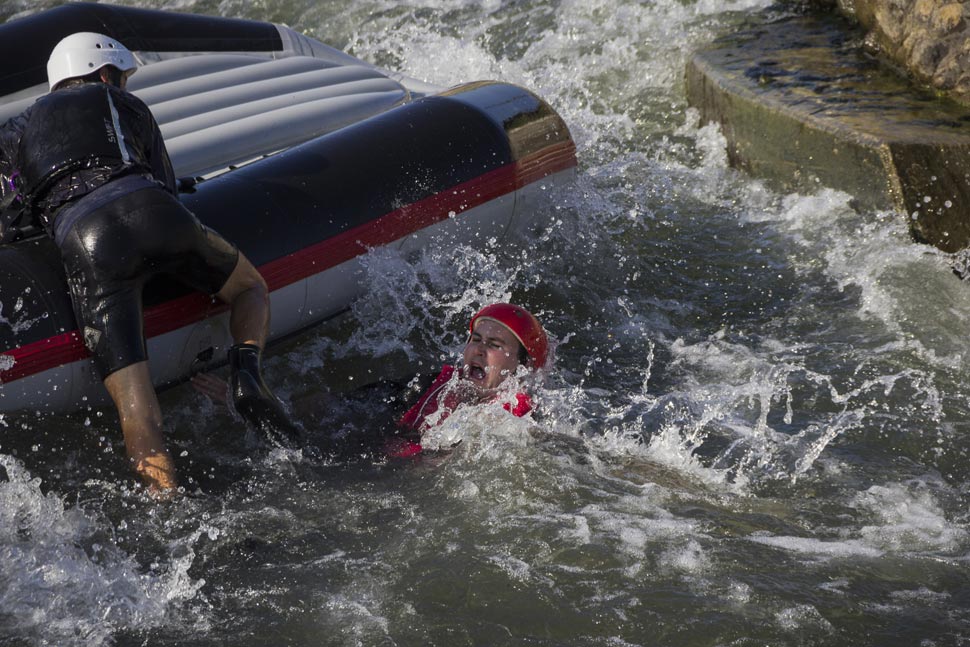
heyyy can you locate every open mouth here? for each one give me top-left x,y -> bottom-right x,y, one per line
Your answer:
466,364 -> 487,381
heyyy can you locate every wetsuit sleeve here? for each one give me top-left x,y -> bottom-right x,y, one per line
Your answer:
147,116 -> 177,195
334,372 -> 438,416
0,112 -> 26,201
0,112 -> 29,240
122,89 -> 177,195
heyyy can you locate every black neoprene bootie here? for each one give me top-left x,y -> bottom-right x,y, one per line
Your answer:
228,343 -> 300,447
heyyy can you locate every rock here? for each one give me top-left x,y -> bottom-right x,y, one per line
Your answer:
836,0 -> 970,105
685,13 -> 970,252
934,4 -> 963,34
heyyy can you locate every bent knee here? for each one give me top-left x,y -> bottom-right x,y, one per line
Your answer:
218,254 -> 268,301
236,254 -> 267,289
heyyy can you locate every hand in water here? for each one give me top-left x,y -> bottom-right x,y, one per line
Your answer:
193,366 -> 301,447
191,372 -> 230,405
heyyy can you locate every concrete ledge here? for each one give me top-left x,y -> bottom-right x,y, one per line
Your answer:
685,13 -> 970,252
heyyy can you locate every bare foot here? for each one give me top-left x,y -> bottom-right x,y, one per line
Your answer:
134,453 -> 178,496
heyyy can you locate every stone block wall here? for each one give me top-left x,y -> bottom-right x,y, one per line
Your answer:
834,0 -> 970,106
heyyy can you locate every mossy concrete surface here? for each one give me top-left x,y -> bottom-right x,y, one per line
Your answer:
686,13 -> 970,252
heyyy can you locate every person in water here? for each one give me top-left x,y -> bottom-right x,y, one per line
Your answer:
0,33 -> 296,495
192,302 -> 550,456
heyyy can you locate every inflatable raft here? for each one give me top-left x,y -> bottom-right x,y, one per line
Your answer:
0,3 -> 576,413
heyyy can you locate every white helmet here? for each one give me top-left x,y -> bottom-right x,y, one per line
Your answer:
46,32 -> 137,91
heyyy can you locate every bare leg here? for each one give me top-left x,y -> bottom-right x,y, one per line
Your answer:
103,361 -> 177,493
215,253 -> 270,347
213,251 -> 300,444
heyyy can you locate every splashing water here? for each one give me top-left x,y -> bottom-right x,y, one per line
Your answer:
0,455 -> 206,646
2,0 -> 970,645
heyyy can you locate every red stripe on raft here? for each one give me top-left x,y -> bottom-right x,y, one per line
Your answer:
0,331 -> 88,384
0,143 -> 576,385
259,142 -> 576,292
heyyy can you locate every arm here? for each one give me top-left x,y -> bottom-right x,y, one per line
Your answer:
190,372 -> 230,405
191,371 -> 327,420
148,116 -> 177,194
0,112 -> 28,240
124,91 -> 177,194
191,370 -> 436,428
0,112 -> 26,197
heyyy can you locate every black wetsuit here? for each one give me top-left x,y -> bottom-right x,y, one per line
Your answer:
0,82 -> 238,378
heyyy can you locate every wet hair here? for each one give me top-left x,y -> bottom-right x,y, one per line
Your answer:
53,66 -> 125,91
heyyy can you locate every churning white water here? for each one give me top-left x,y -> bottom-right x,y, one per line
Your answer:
2,0 -> 969,645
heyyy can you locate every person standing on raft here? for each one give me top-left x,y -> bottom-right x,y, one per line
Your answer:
193,302 -> 550,457
0,33 -> 297,495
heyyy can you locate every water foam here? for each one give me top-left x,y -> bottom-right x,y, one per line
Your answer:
746,477 -> 967,565
341,243 -> 525,363
6,0 -> 970,643
851,481 -> 968,554
0,455 -> 204,646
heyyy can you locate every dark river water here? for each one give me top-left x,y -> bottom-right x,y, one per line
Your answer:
2,1 -> 969,646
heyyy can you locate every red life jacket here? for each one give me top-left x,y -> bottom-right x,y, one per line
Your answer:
387,364 -> 532,457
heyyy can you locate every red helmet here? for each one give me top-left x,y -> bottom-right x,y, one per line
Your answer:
469,303 -> 548,370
